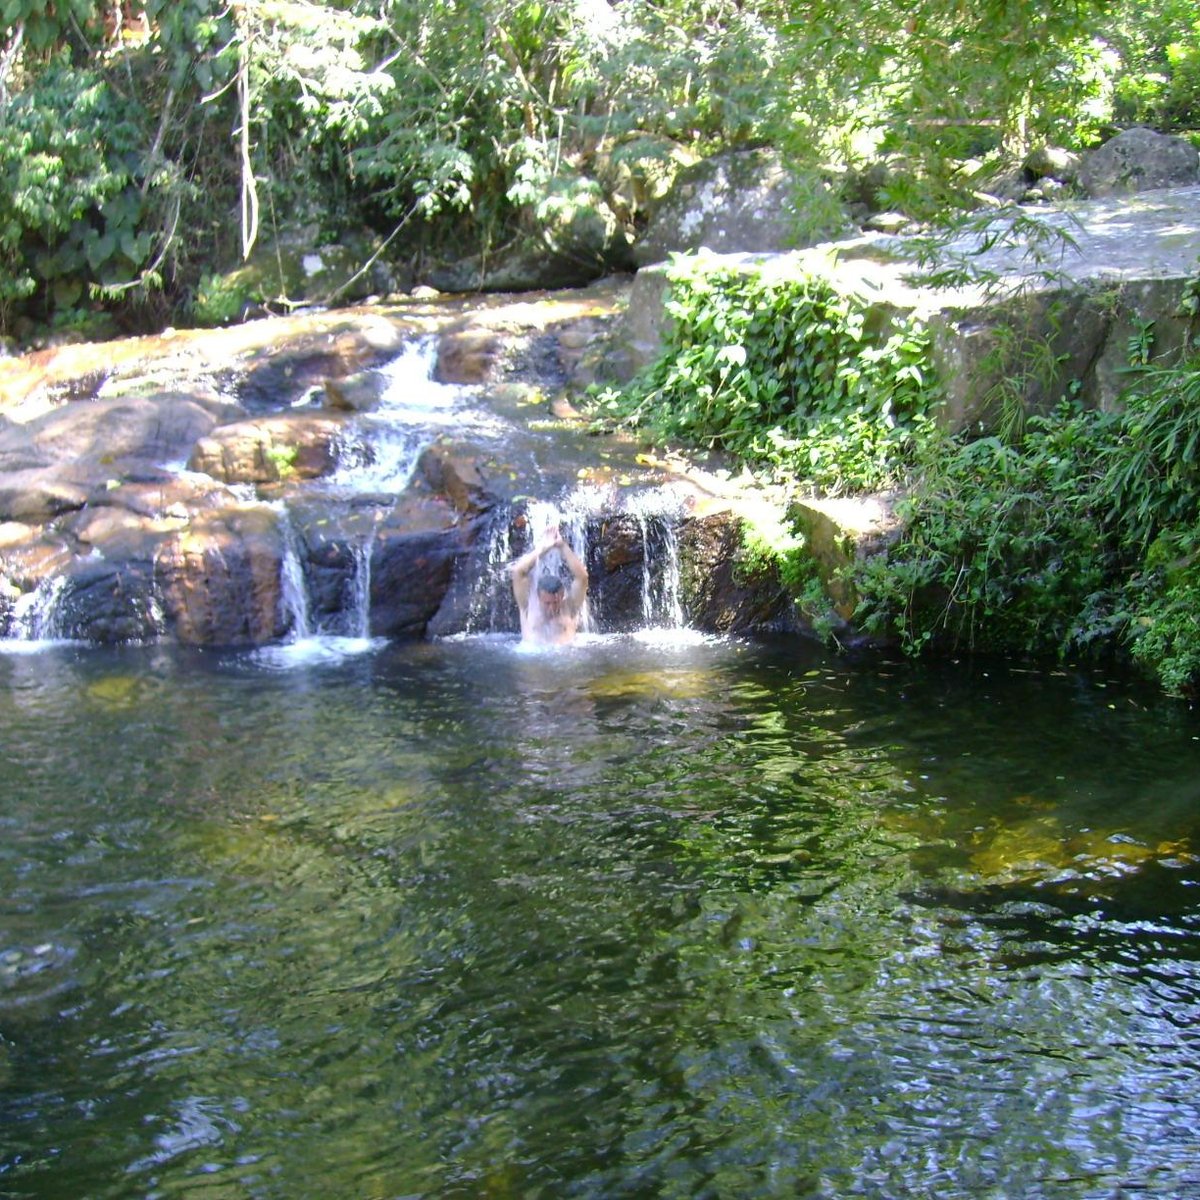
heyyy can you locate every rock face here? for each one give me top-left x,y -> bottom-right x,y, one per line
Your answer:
615,185 -> 1200,431
633,148 -> 851,267
0,284 -> 793,647
428,170 -> 637,293
1076,128 -> 1200,198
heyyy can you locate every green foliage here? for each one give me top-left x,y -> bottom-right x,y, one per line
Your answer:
0,0 -> 104,56
593,255 -> 940,493
853,347 -> 1200,696
0,0 -> 1197,340
1110,2 -> 1200,129
191,271 -> 250,327
1123,525 -> 1200,694
1102,358 -> 1200,548
853,407 -> 1120,657
0,61 -> 150,329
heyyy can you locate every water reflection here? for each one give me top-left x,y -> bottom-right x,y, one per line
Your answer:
0,639 -> 1198,1198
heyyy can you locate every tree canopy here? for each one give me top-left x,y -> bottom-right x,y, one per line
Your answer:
1,0 -> 1198,339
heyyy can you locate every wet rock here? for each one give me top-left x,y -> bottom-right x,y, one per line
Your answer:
370,497 -> 475,638
435,327 -> 502,384
156,505 -> 289,645
188,413 -> 354,484
287,502 -> 382,630
52,554 -> 162,643
236,319 -> 409,409
324,369 -> 387,412
417,441 -> 493,514
0,469 -> 92,523
678,511 -> 797,633
0,392 -> 238,475
585,513 -> 651,630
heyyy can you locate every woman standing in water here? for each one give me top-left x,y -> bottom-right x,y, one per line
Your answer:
508,524 -> 589,645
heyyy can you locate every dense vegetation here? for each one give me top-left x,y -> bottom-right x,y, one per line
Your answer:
596,254 -> 1200,697
3,0 -> 1200,693
3,0 -> 1200,341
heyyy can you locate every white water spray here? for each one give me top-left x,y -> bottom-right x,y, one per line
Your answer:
8,575 -> 68,642
346,535 -> 373,639
625,489 -> 686,629
276,512 -> 314,640
330,336 -> 476,492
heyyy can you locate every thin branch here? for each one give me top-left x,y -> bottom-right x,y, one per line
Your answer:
321,201 -> 421,307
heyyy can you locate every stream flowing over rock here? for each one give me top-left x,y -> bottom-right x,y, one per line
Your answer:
0,283 -> 795,647
2,176 -> 1197,650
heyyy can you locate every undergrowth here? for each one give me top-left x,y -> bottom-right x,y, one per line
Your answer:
853,361 -> 1200,696
589,254 -> 940,495
593,253 -> 1200,696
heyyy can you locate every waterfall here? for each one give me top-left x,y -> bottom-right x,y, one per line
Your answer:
10,578 -> 62,641
625,489 -> 686,630
330,336 -> 470,492
455,485 -> 692,640
522,491 -> 607,634
277,515 -> 314,640
8,575 -> 68,642
346,535 -> 372,639
463,513 -> 516,635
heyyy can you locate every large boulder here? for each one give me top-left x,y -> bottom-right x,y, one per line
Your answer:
0,392 -> 239,474
1076,127 -> 1200,198
428,171 -> 636,293
612,185 -> 1200,430
192,222 -> 406,325
0,391 -> 242,522
155,505 -> 291,645
188,413 -> 356,484
633,148 -> 850,267
369,496 -> 476,637
593,133 -> 698,228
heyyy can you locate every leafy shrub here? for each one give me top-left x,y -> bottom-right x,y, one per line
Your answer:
853,408 -> 1121,656
853,348 -> 1200,696
0,62 -> 149,333
593,256 -> 940,493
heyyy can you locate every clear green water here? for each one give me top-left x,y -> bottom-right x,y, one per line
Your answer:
2,634 -> 1199,1199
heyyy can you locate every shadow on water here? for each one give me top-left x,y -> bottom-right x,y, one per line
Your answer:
1,636 -> 1199,1198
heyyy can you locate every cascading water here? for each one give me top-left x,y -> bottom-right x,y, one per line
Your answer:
345,536 -> 373,640
276,510 -> 314,640
264,337 -> 473,658
329,336 -> 472,492
625,489 -> 686,630
6,574 -> 68,644
0,327 -> 699,654
456,485 -> 693,642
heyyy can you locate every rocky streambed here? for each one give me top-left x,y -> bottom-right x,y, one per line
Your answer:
0,280 -> 796,647
2,180 -> 1197,651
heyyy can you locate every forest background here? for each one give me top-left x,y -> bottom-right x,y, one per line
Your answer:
3,0 -> 1199,341
3,0 -> 1200,693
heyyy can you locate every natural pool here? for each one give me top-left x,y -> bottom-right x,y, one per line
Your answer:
2,633 -> 1199,1199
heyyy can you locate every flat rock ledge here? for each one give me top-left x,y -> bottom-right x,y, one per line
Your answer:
615,185 -> 1200,431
